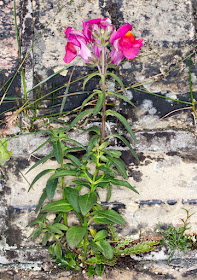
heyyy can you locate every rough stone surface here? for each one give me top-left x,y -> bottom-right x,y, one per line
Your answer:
1,0 -> 197,277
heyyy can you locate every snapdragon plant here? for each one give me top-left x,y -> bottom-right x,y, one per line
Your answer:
27,18 -> 157,276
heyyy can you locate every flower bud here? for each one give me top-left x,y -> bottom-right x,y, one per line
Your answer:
88,53 -> 99,64
92,30 -> 101,40
103,25 -> 115,40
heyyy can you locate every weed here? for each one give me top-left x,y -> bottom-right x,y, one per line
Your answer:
158,208 -> 193,262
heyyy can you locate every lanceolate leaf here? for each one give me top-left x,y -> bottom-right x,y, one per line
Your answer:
79,192 -> 97,216
70,179 -> 91,189
42,200 -> 73,212
93,209 -> 125,225
106,185 -> 112,202
66,226 -> 86,249
93,92 -> 105,116
35,188 -> 47,213
83,71 -> 101,90
53,140 -> 62,164
28,169 -> 55,192
46,224 -> 63,235
103,149 -> 121,158
66,154 -> 81,168
109,91 -> 136,107
68,109 -> 94,130
26,152 -> 54,174
107,156 -> 128,179
47,169 -> 78,181
80,91 -> 97,111
86,125 -> 101,135
42,232 -> 51,246
106,110 -> 137,142
53,223 -> 68,231
106,134 -> 139,161
46,178 -> 58,200
105,72 -> 125,91
110,178 -> 139,194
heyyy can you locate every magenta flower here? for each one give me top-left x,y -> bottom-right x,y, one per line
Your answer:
82,18 -> 114,43
109,23 -> 143,62
109,48 -> 124,65
63,27 -> 92,63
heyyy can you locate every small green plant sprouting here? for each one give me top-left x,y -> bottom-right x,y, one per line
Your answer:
158,208 -> 193,262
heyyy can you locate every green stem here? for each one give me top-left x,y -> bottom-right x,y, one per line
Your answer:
61,145 -> 67,227
83,216 -> 88,260
100,45 -> 107,142
90,150 -> 100,192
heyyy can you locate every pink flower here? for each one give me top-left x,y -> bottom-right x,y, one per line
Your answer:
109,23 -> 143,61
83,18 -> 114,43
63,27 -> 92,63
109,48 -> 124,65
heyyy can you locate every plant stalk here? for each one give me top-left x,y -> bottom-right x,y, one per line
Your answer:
100,45 -> 107,142
83,216 -> 88,260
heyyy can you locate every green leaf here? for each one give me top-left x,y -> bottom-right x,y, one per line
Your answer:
87,134 -> 99,153
107,156 -> 128,179
53,140 -> 62,164
35,188 -> 47,213
54,243 -> 62,259
109,91 -> 136,107
66,154 -> 81,168
28,169 -> 55,192
97,165 -> 117,177
42,200 -> 73,212
95,264 -> 104,276
93,92 -> 105,116
80,91 -> 97,111
68,109 -> 94,130
64,187 -> 80,212
53,223 -> 68,231
88,265 -> 95,276
106,110 -> 137,142
95,240 -> 113,259
26,152 -> 54,174
94,230 -> 108,242
106,185 -> 112,202
46,224 -> 63,235
48,169 -> 77,181
86,125 -> 101,135
106,134 -> 139,161
42,232 -> 51,246
79,192 -> 97,216
93,209 -> 125,225
105,72 -> 125,91
31,139 -> 51,154
46,178 -> 58,200
31,228 -> 42,240
83,71 -> 101,90
103,149 -> 121,158
66,226 -> 86,249
110,178 -> 138,194
0,138 -> 12,166
70,179 -> 91,189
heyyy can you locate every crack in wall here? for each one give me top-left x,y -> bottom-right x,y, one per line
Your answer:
99,0 -> 124,28
191,0 -> 197,34
21,0 -> 34,97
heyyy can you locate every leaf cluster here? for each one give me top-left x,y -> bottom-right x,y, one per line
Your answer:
158,208 -> 193,262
